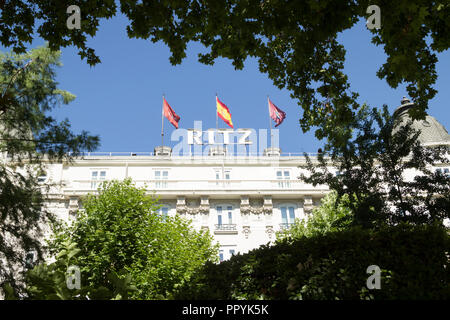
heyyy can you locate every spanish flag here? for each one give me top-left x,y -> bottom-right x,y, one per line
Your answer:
216,96 -> 233,128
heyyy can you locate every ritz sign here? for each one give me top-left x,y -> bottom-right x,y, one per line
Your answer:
187,129 -> 252,145
170,121 -> 279,157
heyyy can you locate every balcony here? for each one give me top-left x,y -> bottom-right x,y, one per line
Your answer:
67,179 -> 325,193
214,224 -> 238,234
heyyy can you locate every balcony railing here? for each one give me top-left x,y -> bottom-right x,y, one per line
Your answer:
66,151 -> 322,157
66,179 -> 328,192
215,224 -> 237,231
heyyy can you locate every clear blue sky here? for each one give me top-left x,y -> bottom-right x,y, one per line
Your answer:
8,14 -> 450,153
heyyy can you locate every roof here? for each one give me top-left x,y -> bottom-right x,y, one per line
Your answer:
394,97 -> 450,147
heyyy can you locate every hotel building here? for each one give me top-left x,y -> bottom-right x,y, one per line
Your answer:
27,98 -> 450,262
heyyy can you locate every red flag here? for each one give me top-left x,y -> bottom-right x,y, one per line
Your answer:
268,98 -> 286,127
163,97 -> 180,129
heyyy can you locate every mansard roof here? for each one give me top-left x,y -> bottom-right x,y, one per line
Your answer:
394,97 -> 450,147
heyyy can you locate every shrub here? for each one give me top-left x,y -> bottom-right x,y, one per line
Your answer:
175,224 -> 450,300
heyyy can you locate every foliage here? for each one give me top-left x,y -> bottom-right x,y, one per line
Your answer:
35,179 -> 219,300
1,1 -> 448,135
276,191 -> 353,242
0,46 -> 99,162
25,238 -> 136,300
174,223 -> 450,300
0,46 -> 99,297
300,105 -> 450,228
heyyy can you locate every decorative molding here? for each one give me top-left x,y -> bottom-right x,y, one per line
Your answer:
240,195 -> 251,214
263,196 -> 273,214
240,195 -> 273,214
199,196 -> 210,214
242,225 -> 251,239
176,196 -> 210,214
68,196 -> 79,216
303,196 -> 314,214
265,225 -> 274,239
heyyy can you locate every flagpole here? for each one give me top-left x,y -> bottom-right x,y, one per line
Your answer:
268,96 -> 273,148
161,94 -> 165,147
216,93 -> 218,132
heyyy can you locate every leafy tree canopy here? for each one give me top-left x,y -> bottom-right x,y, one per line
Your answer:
276,191 -> 353,242
0,46 -> 99,297
28,179 -> 219,299
0,46 -> 99,162
300,105 -> 450,228
1,1 -> 448,138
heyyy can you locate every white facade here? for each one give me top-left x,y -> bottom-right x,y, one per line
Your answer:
38,152 -> 329,261
4,147 -> 450,266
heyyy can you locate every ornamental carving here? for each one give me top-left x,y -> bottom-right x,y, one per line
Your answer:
265,225 -> 274,239
67,196 -> 80,217
303,196 -> 314,214
240,196 -> 273,214
242,226 -> 251,239
176,196 -> 210,214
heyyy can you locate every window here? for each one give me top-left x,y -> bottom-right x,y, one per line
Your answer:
436,168 -> 450,177
280,206 -> 296,230
217,206 -> 222,225
37,170 -> 47,183
215,170 -> 231,186
25,251 -> 36,269
216,206 -> 236,231
227,206 -> 233,224
91,170 -> 106,189
218,246 -> 237,262
217,206 -> 233,225
155,170 -> 168,188
277,170 -> 291,188
158,207 -> 169,220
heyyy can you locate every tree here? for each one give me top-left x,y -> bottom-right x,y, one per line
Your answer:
174,223 -> 450,300
33,179 -> 218,300
276,191 -> 353,242
24,238 -> 137,300
1,1 -> 448,137
300,105 -> 450,228
0,46 -> 99,297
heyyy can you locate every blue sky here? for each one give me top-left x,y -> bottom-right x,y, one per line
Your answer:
6,14 -> 450,154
